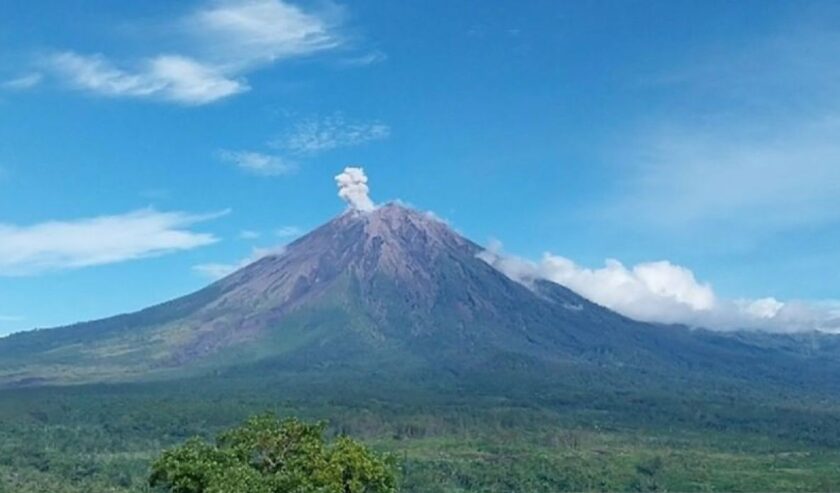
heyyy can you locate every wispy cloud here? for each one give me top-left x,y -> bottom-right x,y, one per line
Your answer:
609,113 -> 840,236
274,226 -> 302,238
192,262 -> 241,280
0,315 -> 24,322
609,28 -> 840,237
49,53 -> 247,105
218,150 -> 297,176
479,242 -> 840,333
0,208 -> 225,275
338,50 -> 388,67
186,0 -> 342,68
195,222 -> 302,280
273,113 -> 391,154
193,245 -> 285,280
222,113 -> 390,177
41,0 -> 344,105
1,72 -> 42,90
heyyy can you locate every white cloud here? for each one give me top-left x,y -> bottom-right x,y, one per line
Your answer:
274,226 -> 302,238
43,0 -> 345,105
0,209 -> 224,275
572,24 -> 840,333
1,72 -> 42,90
193,245 -> 285,280
187,0 -> 341,68
738,297 -> 784,320
239,229 -> 261,240
274,114 -> 390,154
478,242 -> 840,333
218,150 -> 296,176
0,315 -> 24,322
147,55 -> 248,103
49,52 -> 247,105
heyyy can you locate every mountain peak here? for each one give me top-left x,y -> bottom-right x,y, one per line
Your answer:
310,202 -> 473,283
324,202 -> 468,258
0,200 -> 656,385
339,201 -> 438,226
6,198 -> 838,392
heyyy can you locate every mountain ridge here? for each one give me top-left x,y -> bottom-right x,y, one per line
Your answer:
1,203 -> 839,393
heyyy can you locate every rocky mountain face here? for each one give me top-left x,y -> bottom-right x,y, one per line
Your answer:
1,204 -> 838,390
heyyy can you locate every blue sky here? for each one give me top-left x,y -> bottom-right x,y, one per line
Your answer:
1,0 -> 839,334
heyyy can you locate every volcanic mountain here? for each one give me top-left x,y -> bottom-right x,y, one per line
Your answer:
1,203 -> 838,390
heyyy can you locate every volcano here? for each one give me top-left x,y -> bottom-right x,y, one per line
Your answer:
1,203 -> 838,390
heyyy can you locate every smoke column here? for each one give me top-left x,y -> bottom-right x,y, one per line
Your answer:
335,166 -> 375,212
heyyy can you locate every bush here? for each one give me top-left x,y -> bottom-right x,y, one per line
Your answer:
149,414 -> 397,493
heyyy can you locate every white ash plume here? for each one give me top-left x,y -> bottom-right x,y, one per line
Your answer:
335,166 -> 375,212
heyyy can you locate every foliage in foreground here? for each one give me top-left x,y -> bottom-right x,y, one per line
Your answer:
149,414 -> 396,493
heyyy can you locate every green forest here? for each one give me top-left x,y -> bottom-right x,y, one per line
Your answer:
2,371 -> 840,493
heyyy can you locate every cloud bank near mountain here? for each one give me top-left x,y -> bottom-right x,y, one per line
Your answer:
479,242 -> 840,333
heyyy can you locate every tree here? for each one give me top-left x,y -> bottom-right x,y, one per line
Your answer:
149,414 -> 397,493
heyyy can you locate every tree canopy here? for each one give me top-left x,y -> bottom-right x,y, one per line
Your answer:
149,414 -> 397,493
